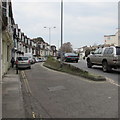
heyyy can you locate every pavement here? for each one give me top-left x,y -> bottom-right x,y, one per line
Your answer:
2,67 -> 25,118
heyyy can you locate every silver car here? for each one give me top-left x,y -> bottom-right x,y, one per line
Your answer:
16,56 -> 31,69
87,46 -> 120,72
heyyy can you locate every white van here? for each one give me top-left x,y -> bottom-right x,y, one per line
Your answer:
24,53 -> 33,64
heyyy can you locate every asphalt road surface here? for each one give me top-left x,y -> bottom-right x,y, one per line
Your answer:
20,62 -> 118,118
68,60 -> 120,83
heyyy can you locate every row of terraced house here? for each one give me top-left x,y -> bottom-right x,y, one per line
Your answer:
12,25 -> 57,60
1,0 -> 57,76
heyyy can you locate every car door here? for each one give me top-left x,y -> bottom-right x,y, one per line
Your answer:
90,49 -> 100,64
105,48 -> 114,65
96,48 -> 104,64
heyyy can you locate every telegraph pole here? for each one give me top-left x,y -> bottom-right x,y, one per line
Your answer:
60,0 -> 63,67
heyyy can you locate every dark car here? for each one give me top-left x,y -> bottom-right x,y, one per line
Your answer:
64,53 -> 79,63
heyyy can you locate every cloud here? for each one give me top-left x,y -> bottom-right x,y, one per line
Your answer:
64,15 -> 117,33
12,1 -> 118,48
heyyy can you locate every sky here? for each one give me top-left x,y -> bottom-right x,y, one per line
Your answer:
11,0 -> 119,50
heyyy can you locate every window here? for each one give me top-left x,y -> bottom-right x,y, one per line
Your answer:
116,47 -> 120,55
7,45 -> 9,62
107,48 -> 113,54
17,57 -> 28,61
2,2 -> 7,16
104,48 -> 113,54
104,48 -> 109,54
94,49 -> 99,54
94,48 -> 103,54
98,48 -> 103,54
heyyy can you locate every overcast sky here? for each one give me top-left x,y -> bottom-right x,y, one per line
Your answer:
11,0 -> 119,49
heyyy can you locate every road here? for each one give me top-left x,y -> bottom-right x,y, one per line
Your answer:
20,63 -> 118,118
68,60 -> 120,83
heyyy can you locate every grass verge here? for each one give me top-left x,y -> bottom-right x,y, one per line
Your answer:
43,57 -> 106,81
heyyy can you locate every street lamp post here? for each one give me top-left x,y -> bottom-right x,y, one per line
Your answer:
44,26 -> 56,56
60,0 -> 63,67
44,26 -> 56,46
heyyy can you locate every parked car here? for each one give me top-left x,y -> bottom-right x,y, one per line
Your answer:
34,57 -> 45,62
16,56 -> 31,69
86,46 -> 120,72
42,57 -> 47,62
63,53 -> 79,63
38,57 -> 46,62
31,57 -> 36,64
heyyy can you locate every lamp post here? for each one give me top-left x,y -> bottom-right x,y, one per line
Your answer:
44,26 -> 56,46
60,0 -> 63,67
44,26 -> 56,56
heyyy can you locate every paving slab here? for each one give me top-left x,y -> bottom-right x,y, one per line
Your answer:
2,68 -> 25,118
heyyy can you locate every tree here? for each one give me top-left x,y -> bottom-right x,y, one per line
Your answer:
60,42 -> 73,53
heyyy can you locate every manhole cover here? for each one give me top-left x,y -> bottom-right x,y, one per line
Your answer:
48,85 -> 65,92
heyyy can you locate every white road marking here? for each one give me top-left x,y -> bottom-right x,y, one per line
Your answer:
106,77 -> 120,87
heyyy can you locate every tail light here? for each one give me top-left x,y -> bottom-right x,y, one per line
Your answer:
16,60 -> 18,64
28,60 -> 30,64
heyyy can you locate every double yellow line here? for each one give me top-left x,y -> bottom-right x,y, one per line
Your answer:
21,71 -> 32,94
21,71 -> 36,118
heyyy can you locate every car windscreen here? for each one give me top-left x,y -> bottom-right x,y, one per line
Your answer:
17,57 -> 28,61
65,53 -> 78,56
116,47 -> 120,55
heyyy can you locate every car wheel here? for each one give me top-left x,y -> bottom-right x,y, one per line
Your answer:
102,61 -> 111,72
87,59 -> 92,68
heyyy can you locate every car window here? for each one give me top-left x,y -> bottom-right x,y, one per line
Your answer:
116,47 -> 120,55
98,48 -> 103,54
104,48 -> 109,54
104,48 -> 113,54
107,48 -> 113,54
94,48 -> 102,54
17,57 -> 28,61
65,53 -> 78,56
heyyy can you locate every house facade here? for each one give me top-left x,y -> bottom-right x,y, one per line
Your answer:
2,1 -> 14,75
51,45 -> 57,56
1,0 -> 57,77
0,0 -> 2,80
104,31 -> 119,46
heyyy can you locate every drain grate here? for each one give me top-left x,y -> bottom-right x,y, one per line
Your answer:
48,85 -> 65,92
